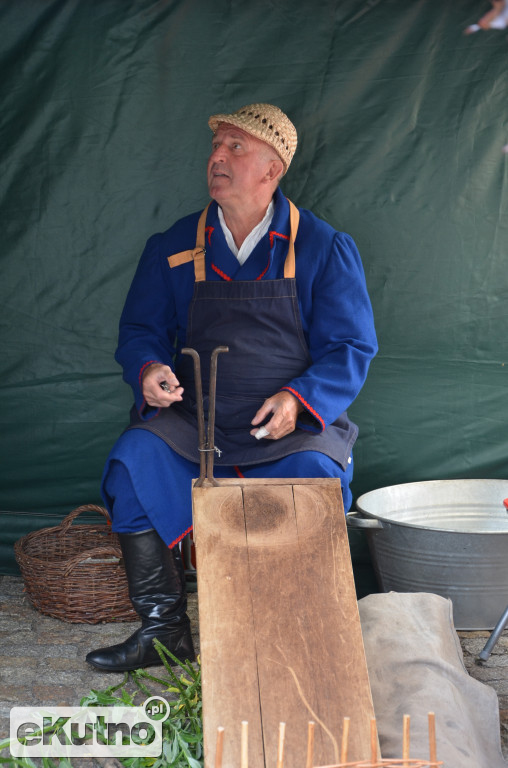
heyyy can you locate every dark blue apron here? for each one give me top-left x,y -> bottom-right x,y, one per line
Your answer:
129,201 -> 357,469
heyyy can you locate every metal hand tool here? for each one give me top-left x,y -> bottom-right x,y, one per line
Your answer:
182,346 -> 229,486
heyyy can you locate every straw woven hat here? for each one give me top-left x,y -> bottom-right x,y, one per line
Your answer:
208,103 -> 297,174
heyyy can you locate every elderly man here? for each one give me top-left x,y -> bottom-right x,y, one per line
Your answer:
86,103 -> 377,672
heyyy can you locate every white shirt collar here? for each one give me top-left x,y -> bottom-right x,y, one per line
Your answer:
218,201 -> 274,265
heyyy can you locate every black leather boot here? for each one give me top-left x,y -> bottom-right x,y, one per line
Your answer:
85,529 -> 195,671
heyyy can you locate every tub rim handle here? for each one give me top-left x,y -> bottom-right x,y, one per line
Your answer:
346,511 -> 384,529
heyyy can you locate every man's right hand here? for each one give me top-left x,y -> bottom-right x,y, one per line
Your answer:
142,363 -> 184,408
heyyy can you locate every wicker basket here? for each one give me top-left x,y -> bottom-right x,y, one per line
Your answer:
14,504 -> 137,624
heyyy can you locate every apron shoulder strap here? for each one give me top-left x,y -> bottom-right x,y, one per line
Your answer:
167,203 -> 210,279
284,200 -> 300,279
192,203 -> 210,282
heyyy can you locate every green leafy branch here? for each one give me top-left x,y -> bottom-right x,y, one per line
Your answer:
0,642 -> 203,768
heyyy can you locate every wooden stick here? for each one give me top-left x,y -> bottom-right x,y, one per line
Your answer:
276,722 -> 286,768
306,721 -> 315,768
428,712 -> 437,764
370,717 -> 377,763
240,721 -> 248,768
402,714 -> 410,765
340,717 -> 350,764
214,726 -> 224,768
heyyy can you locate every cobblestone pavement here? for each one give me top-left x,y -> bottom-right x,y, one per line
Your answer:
0,574 -> 506,762
458,627 -> 508,759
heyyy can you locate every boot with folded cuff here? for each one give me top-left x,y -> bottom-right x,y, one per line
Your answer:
85,528 -> 195,672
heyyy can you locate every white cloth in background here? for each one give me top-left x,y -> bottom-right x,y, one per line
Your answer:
359,592 -> 507,768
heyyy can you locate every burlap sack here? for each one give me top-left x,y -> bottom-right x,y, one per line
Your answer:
359,592 -> 506,768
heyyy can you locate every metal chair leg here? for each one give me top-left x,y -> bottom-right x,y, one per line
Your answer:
478,603 -> 508,661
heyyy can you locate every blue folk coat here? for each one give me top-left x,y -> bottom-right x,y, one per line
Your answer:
116,187 -> 378,436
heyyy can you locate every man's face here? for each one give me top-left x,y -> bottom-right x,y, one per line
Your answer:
207,124 -> 280,208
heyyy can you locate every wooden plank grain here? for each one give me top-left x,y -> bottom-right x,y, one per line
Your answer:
292,483 -> 376,761
243,483 -> 321,765
192,484 -> 264,768
193,479 -> 377,767
243,481 -> 376,765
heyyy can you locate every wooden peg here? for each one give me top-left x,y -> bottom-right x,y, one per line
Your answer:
402,714 -> 410,765
276,722 -> 286,768
340,717 -> 350,764
305,721 -> 315,768
240,721 -> 248,768
370,717 -> 378,763
428,711 -> 437,764
214,726 -> 224,768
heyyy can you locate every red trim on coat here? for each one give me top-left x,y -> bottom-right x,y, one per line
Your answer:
234,466 -> 245,478
138,360 -> 161,389
269,230 -> 290,248
213,257 -> 269,281
280,386 -> 326,432
205,226 -> 214,246
256,258 -> 270,281
138,398 -> 161,419
168,524 -> 193,549
211,263 -> 232,281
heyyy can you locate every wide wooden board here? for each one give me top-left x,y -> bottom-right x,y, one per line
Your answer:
193,478 -> 376,767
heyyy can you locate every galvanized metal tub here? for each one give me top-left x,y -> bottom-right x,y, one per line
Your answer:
347,479 -> 508,629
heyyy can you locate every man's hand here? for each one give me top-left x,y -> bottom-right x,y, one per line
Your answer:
250,391 -> 304,440
142,363 -> 183,408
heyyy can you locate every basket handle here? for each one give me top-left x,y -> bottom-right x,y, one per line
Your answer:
63,545 -> 124,576
58,504 -> 111,534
